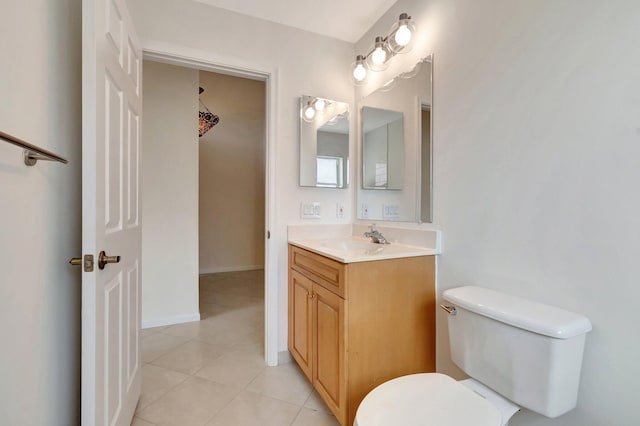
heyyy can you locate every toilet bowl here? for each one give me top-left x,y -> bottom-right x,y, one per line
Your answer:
354,373 -> 519,426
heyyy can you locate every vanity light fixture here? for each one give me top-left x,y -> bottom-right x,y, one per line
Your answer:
301,96 -> 332,123
350,13 -> 417,85
198,87 -> 220,137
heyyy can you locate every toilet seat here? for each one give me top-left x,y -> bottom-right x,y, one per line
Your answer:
354,373 -> 502,426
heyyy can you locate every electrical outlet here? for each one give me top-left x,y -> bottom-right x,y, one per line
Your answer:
336,203 -> 345,219
362,203 -> 369,219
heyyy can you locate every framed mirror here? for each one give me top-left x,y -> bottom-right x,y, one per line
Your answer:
357,56 -> 432,222
299,95 -> 350,188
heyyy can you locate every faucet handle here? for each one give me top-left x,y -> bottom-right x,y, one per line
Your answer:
368,223 -> 377,231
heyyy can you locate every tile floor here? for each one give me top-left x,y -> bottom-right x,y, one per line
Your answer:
132,270 -> 340,426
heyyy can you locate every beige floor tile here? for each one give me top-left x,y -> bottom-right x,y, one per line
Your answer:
195,350 -> 266,388
209,304 -> 264,328
160,320 -> 216,339
141,326 -> 169,339
246,362 -> 313,406
151,340 -> 223,375
199,302 -> 235,319
291,407 -> 341,426
136,376 -> 240,426
304,389 -> 334,413
131,416 -> 156,426
141,333 -> 191,363
201,291 -> 262,308
230,329 -> 264,355
194,319 -> 256,348
137,364 -> 189,411
206,390 -> 300,426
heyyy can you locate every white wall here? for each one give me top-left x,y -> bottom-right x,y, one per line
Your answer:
141,60 -> 200,326
199,71 -> 265,274
128,0 -> 355,351
357,0 -> 640,424
0,1 -> 81,424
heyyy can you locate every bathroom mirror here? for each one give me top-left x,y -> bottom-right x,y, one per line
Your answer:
357,56 -> 432,222
362,107 -> 404,190
299,95 -> 350,188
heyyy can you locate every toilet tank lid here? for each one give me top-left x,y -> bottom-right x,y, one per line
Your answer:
443,286 -> 592,339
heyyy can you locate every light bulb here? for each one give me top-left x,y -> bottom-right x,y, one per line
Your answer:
353,63 -> 367,81
394,23 -> 412,46
371,46 -> 387,65
314,99 -> 326,111
304,105 -> 316,120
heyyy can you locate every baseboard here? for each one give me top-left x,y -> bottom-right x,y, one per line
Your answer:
278,350 -> 293,365
199,264 -> 264,274
142,312 -> 201,329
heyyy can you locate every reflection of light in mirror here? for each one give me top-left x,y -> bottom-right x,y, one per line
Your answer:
379,79 -> 397,93
304,104 -> 316,120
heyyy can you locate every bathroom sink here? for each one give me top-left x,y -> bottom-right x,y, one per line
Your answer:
321,240 -> 381,251
288,236 -> 438,263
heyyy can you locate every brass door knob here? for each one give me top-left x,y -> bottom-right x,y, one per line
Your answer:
98,251 -> 121,270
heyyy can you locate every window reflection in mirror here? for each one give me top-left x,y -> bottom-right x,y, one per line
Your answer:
357,56 -> 432,222
299,96 -> 350,188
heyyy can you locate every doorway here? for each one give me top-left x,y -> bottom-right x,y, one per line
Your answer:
142,51 -> 278,366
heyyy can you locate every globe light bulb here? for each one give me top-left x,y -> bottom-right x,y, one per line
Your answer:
371,46 -> 387,65
394,23 -> 412,46
304,105 -> 316,120
314,99 -> 326,111
353,63 -> 367,82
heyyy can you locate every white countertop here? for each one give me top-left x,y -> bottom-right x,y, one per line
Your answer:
288,236 -> 439,263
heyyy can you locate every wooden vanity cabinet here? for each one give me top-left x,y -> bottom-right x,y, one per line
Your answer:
288,244 -> 436,426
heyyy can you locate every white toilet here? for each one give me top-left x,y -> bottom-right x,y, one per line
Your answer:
355,286 -> 592,426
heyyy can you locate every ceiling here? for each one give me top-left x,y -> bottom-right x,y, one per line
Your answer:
193,0 -> 398,43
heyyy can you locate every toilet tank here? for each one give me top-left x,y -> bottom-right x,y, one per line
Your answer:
442,286 -> 592,418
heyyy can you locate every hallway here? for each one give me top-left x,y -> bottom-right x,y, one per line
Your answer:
133,270 -> 339,425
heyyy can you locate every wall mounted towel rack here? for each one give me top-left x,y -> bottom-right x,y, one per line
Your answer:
0,130 -> 69,166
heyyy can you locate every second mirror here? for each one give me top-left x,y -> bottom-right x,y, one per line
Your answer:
299,95 -> 350,188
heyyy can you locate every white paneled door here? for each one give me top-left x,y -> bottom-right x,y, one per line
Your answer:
82,0 -> 142,424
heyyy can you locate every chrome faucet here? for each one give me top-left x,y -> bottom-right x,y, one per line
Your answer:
364,224 -> 390,244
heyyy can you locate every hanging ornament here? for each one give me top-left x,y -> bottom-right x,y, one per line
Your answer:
198,87 -> 219,137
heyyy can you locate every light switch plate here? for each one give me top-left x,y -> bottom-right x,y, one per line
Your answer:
301,202 -> 321,219
383,204 -> 400,219
362,203 -> 369,219
336,203 -> 345,219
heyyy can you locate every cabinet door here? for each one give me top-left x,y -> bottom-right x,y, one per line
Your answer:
313,283 -> 346,425
288,270 -> 313,381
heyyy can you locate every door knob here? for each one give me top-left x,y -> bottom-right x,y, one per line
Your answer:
98,251 -> 121,270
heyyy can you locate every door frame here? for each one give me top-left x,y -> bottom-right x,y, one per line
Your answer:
143,48 -> 279,366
